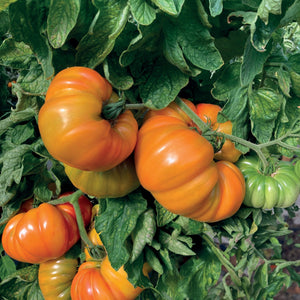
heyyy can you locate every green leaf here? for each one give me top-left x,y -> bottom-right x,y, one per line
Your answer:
159,231 -> 196,256
0,38 -> 33,69
276,66 -> 291,97
0,264 -> 43,300
163,0 -> 223,74
180,247 -> 222,299
131,209 -> 157,262
76,0 -> 130,68
209,0 -> 223,17
0,255 -> 16,280
103,55 -> 134,90
257,0 -> 282,25
175,216 -> 203,235
129,0 -> 156,25
155,201 -> 177,227
9,0 -> 54,79
249,88 -> 284,143
0,0 -> 18,12
241,37 -> 271,86
140,57 -> 189,109
152,0 -> 185,16
47,0 -> 80,48
94,192 -> 147,270
145,247 -> 164,275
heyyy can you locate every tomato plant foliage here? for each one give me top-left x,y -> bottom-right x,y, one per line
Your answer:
0,0 -> 299,299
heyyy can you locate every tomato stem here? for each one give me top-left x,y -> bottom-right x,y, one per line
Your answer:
202,233 -> 242,287
69,193 -> 95,249
125,103 -> 146,110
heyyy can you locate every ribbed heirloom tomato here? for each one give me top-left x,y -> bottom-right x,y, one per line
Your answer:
134,99 -> 245,223
237,156 -> 300,209
1,193 -> 92,264
38,256 -> 78,300
38,67 -> 138,171
64,156 -> 140,198
196,103 -> 242,162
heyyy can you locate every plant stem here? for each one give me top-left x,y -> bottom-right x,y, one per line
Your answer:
202,233 -> 242,287
125,103 -> 146,110
69,194 -> 94,248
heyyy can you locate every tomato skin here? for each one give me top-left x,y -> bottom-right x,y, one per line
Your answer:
71,258 -> 145,300
237,156 -> 300,209
38,67 -> 138,172
196,103 -> 242,163
2,195 -> 92,264
295,160 -> 300,178
38,256 -> 78,300
134,101 -> 245,223
64,156 -> 140,198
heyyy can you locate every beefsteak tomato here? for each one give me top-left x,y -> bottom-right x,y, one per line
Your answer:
196,103 -> 242,162
1,193 -> 92,264
237,156 -> 300,209
38,256 -> 78,300
64,156 -> 140,198
38,66 -> 138,171
70,257 -> 146,300
134,100 -> 245,222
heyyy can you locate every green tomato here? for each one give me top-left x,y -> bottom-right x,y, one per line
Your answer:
295,160 -> 300,178
237,156 -> 300,209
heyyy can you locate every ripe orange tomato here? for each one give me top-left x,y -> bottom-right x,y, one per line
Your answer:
134,100 -> 245,223
38,67 -> 138,171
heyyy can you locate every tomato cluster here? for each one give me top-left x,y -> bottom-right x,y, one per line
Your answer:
2,67 -> 298,299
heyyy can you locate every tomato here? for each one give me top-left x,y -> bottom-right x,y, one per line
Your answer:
295,159 -> 300,178
38,256 -> 78,300
237,156 -> 300,209
64,156 -> 140,198
134,100 -> 245,223
38,67 -> 138,172
1,194 -> 92,264
70,257 -> 146,300
196,103 -> 242,162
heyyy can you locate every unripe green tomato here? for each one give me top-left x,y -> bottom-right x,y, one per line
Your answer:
237,156 -> 300,209
295,160 -> 300,178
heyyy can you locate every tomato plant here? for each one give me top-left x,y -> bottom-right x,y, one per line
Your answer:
1,193 -> 92,264
64,156 -> 140,198
135,101 -> 245,223
196,103 -> 242,162
38,66 -> 138,172
237,156 -> 300,209
38,256 -> 78,300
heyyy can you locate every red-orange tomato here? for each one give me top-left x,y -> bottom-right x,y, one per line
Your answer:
2,195 -> 92,264
38,67 -> 138,171
196,103 -> 242,162
71,258 -> 146,300
134,100 -> 245,223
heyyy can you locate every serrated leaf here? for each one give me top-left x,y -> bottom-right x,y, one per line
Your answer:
257,0 -> 282,25
0,38 -> 33,69
131,209 -> 156,262
175,216 -> 203,235
0,255 -> 16,280
155,201 -> 177,227
129,0 -> 156,25
47,0 -> 80,48
145,247 -> 164,274
76,0 -> 129,68
159,231 -> 195,256
94,192 -> 147,270
163,0 -> 223,74
249,88 -> 284,143
152,0 -> 184,16
103,55 -> 134,90
140,57 -> 189,109
9,0 -> 54,79
209,0 -> 223,17
276,67 -> 291,97
180,247 -> 222,299
241,37 -> 271,86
